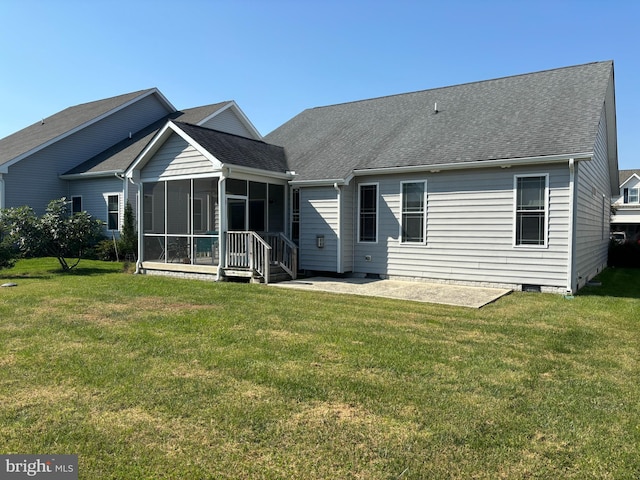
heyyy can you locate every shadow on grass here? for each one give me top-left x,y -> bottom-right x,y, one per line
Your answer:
577,267 -> 640,299
1,259 -> 127,280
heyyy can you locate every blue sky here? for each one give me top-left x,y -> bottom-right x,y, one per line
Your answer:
1,0 -> 638,169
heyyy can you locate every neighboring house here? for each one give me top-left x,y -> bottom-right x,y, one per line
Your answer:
611,169 -> 640,243
0,88 -> 260,237
0,61 -> 620,293
265,60 -> 618,294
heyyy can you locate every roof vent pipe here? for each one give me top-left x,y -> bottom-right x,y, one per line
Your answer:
434,102 -> 438,114
129,132 -> 132,139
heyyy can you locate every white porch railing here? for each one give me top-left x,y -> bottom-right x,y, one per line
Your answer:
225,231 -> 297,283
263,232 -> 298,280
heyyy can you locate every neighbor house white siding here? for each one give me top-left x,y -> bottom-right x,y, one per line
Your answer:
573,107 -> 612,290
141,133 -> 217,180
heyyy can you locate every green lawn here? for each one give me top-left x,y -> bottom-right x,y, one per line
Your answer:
1,259 -> 639,479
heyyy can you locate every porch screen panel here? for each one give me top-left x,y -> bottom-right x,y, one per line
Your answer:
193,178 -> 218,234
268,184 -> 285,233
167,179 -> 190,234
143,182 -> 165,234
249,182 -> 267,232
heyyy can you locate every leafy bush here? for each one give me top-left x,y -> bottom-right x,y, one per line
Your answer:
1,198 -> 104,271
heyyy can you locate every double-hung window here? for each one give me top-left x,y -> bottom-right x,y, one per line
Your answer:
514,174 -> 548,246
623,187 -> 639,204
71,196 -> 82,214
358,183 -> 378,242
107,194 -> 120,231
401,181 -> 426,243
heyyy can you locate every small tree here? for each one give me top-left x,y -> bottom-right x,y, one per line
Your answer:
119,201 -> 137,258
0,218 -> 20,270
2,198 -> 104,271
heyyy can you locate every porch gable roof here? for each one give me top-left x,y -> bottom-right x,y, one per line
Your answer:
126,121 -> 288,179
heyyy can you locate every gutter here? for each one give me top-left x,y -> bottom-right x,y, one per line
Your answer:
289,153 -> 593,187
353,153 -> 594,176
59,170 -> 125,180
222,163 -> 294,181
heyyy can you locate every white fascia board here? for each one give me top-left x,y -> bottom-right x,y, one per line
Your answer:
223,163 -> 294,181
169,122 -> 221,166
195,102 -> 234,126
125,121 -> 223,178
620,173 -> 640,188
4,89 -> 174,173
125,121 -> 174,177
352,153 -> 594,176
223,101 -> 263,140
197,101 -> 263,140
289,178 -> 349,187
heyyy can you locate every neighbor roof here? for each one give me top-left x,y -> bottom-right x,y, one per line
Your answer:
63,102 -> 232,176
173,122 -> 287,173
265,61 -> 614,182
0,88 -> 171,169
619,169 -> 640,186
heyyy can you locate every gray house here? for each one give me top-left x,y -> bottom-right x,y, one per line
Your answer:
265,60 -> 618,293
1,61 -> 619,293
0,88 -> 261,236
611,169 -> 640,243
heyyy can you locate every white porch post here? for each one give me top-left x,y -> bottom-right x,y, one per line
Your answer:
217,176 -> 226,280
135,179 -> 144,274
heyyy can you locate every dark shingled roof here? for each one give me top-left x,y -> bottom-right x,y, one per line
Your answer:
174,122 -> 287,173
265,61 -> 614,181
0,89 -> 159,167
619,169 -> 640,185
64,102 -> 231,175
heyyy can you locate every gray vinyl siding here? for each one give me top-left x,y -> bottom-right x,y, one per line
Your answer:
141,133 -> 217,180
299,187 -> 339,271
200,108 -> 254,138
340,183 -> 355,272
347,165 -> 571,290
68,177 -> 123,225
4,94 -> 170,214
573,107 -> 611,289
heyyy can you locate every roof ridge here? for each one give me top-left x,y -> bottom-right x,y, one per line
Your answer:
173,121 -> 272,146
305,60 -> 613,112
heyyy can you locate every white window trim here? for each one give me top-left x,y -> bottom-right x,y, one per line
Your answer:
399,180 -> 427,245
513,173 -> 549,248
625,187 -> 639,204
104,192 -> 121,231
357,182 -> 379,243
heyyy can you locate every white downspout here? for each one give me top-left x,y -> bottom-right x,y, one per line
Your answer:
134,181 -> 144,274
566,158 -> 576,294
216,175 -> 226,281
334,182 -> 342,274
